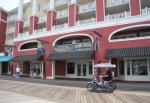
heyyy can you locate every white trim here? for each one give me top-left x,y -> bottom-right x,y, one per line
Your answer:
18,40 -> 39,51
109,24 -> 150,42
52,61 -> 55,79
52,33 -> 94,46
13,15 -> 150,42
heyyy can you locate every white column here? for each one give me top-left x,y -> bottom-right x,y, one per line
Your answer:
17,0 -> 23,20
32,0 -> 38,16
49,0 -> 55,10
71,0 -> 77,4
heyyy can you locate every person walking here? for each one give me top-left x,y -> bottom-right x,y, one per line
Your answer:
15,67 -> 20,79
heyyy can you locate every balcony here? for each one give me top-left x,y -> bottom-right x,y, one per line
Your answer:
19,32 -> 29,37
5,39 -> 13,45
56,9 -> 68,19
24,21 -> 30,27
55,0 -> 70,7
76,18 -> 96,25
7,14 -> 17,22
54,23 -> 68,30
105,11 -> 130,20
34,28 -> 46,33
53,42 -> 93,52
39,16 -> 47,24
6,27 -> 15,34
79,1 -> 96,13
141,7 -> 150,15
106,0 -> 129,8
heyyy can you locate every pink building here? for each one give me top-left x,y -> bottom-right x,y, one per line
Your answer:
11,0 -> 150,81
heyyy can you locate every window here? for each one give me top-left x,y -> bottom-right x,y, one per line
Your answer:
132,59 -> 148,75
88,62 -> 93,75
127,60 -> 130,75
119,60 -> 124,75
20,42 -> 38,50
67,62 -> 75,74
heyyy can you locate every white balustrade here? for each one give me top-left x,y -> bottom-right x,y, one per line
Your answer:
57,9 -> 68,19
55,0 -> 70,7
7,14 -> 17,22
105,11 -> 130,20
39,16 -> 47,23
54,23 -> 68,29
34,28 -> 46,33
24,21 -> 30,27
7,27 -> 15,33
106,0 -> 129,7
141,7 -> 150,15
79,1 -> 96,13
19,32 -> 29,37
76,18 -> 96,25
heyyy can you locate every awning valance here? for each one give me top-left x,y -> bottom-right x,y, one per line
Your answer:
0,56 -> 12,62
12,55 -> 42,62
106,46 -> 150,58
48,51 -> 94,60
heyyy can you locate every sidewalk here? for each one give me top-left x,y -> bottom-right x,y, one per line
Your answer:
0,79 -> 150,103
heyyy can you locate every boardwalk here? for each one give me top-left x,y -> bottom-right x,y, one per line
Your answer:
0,79 -> 150,103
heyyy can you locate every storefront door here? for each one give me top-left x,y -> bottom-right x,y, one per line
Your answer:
77,63 -> 87,78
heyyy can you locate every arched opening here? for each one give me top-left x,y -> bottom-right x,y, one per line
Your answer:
19,41 -> 38,51
109,25 -> 150,42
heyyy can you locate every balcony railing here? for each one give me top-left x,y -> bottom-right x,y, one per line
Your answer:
54,23 -> 68,30
76,18 -> 96,25
24,21 -> 30,27
5,39 -> 13,45
7,14 -> 17,22
7,27 -> 15,33
79,1 -> 96,13
106,0 -> 129,8
19,32 -> 29,37
55,0 -> 70,7
141,7 -> 150,15
34,28 -> 46,33
57,9 -> 68,19
105,11 -> 130,20
39,16 -> 47,23
53,42 -> 93,52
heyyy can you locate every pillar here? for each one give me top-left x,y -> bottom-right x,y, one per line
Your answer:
130,0 -> 140,16
68,0 -> 79,27
96,0 -> 105,22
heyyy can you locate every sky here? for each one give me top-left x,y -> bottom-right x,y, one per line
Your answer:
0,0 -> 30,11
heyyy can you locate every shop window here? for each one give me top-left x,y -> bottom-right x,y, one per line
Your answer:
127,60 -> 130,75
20,42 -> 38,50
67,62 -> 75,74
132,59 -> 148,75
88,62 -> 93,75
119,60 -> 124,75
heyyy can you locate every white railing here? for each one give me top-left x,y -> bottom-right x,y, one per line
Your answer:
76,18 -> 96,25
105,11 -> 130,20
57,9 -> 68,19
40,4 -> 48,11
7,27 -> 15,33
39,16 -> 47,23
5,39 -> 13,45
19,32 -> 29,37
24,20 -> 30,27
34,28 -> 46,33
79,1 -> 96,13
55,0 -> 70,7
54,23 -> 68,29
106,0 -> 129,7
141,7 -> 150,15
7,14 -> 17,22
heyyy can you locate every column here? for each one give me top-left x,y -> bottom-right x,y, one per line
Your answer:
68,0 -> 79,27
15,0 -> 24,37
96,0 -> 105,22
29,0 -> 39,34
47,0 -> 56,31
130,0 -> 140,16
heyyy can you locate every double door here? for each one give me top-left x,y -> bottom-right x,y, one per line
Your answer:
77,63 -> 87,78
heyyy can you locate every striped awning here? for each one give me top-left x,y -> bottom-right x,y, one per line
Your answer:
12,55 -> 42,62
48,51 -> 94,60
106,47 -> 150,58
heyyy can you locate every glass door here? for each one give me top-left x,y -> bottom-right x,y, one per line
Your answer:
77,63 -> 87,78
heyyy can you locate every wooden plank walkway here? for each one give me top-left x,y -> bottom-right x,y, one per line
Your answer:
0,80 -> 149,103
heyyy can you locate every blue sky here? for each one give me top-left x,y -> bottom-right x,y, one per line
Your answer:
0,0 -> 30,11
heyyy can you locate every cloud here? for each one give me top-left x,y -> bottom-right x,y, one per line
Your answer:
0,0 -> 30,11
